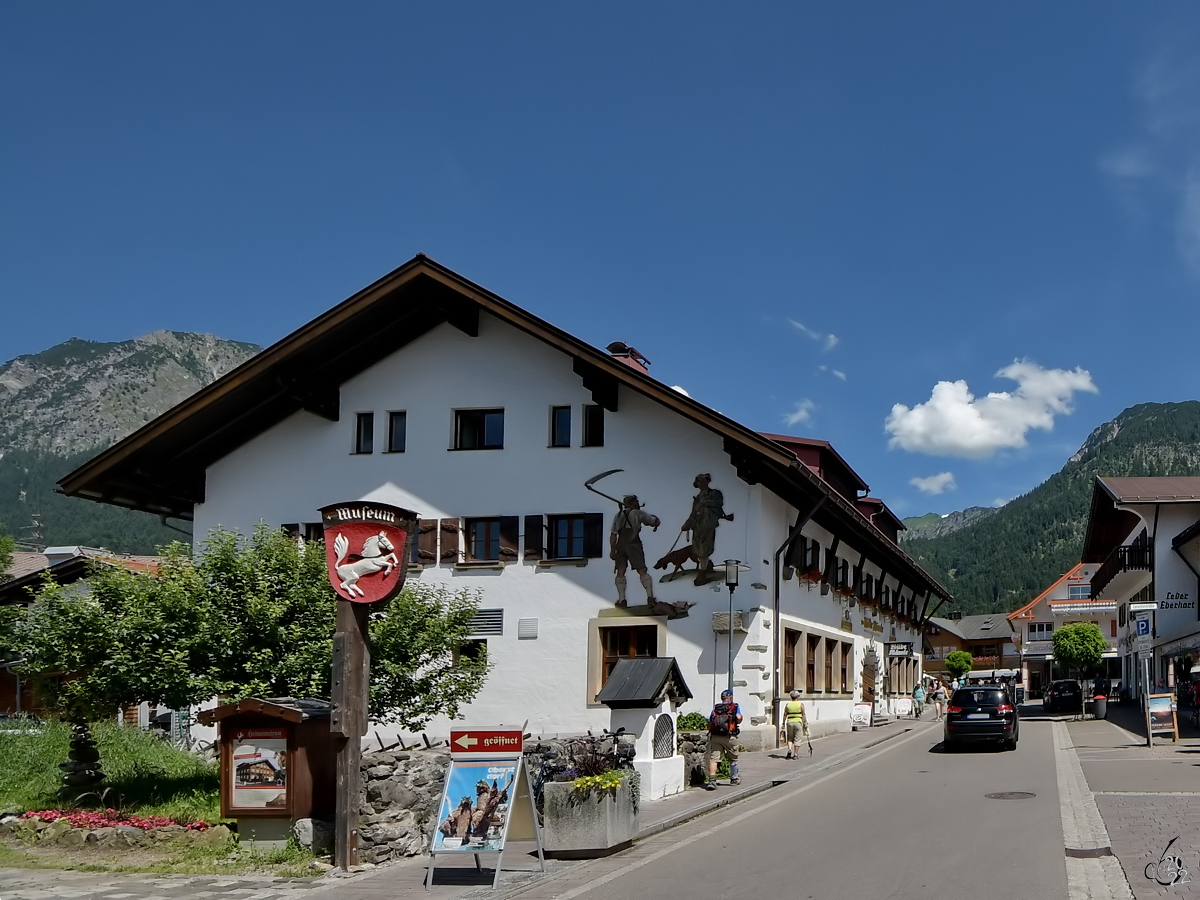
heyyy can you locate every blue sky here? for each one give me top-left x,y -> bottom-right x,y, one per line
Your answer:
4,3 -> 1200,517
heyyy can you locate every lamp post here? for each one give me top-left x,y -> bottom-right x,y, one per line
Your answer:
723,560 -> 747,696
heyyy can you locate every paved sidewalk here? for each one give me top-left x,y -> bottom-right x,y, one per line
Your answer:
1066,707 -> 1200,899
0,718 -> 922,900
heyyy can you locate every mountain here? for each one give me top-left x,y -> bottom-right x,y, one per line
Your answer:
0,332 -> 261,553
901,506 -> 998,540
904,401 -> 1200,616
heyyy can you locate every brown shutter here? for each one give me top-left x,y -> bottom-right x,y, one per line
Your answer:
582,513 -> 605,558
499,516 -> 520,561
524,515 -> 545,561
784,535 -> 805,571
417,519 -> 438,563
439,519 -> 461,563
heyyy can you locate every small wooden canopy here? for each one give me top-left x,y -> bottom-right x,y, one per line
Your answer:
196,697 -> 333,725
595,658 -> 693,709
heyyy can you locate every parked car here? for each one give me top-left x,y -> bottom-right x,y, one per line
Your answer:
944,685 -> 1019,751
1044,679 -> 1083,713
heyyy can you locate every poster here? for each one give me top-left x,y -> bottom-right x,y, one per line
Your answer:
1148,693 -> 1179,739
231,727 -> 288,809
432,759 -> 518,853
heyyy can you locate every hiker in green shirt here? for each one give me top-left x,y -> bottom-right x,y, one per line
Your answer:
781,689 -> 809,759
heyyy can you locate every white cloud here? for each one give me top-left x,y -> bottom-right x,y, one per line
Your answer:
910,472 -> 956,495
832,369 -> 847,381
670,385 -> 690,397
885,360 -> 1098,458
789,319 -> 839,352
993,497 -> 1010,507
784,399 -> 815,426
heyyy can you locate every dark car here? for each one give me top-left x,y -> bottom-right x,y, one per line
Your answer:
1044,679 -> 1083,713
944,685 -> 1019,751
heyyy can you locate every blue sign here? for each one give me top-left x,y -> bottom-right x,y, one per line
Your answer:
1136,617 -> 1151,637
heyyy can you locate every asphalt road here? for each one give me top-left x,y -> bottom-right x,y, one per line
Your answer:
538,718 -> 1068,900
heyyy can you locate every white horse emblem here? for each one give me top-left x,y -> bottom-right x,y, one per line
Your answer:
333,531 -> 399,598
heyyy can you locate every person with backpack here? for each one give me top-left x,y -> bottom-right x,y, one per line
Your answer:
705,689 -> 743,791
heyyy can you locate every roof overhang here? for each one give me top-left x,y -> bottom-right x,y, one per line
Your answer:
1082,479 -> 1146,563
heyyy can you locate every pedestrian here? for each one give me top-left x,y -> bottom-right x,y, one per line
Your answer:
950,677 -> 960,692
912,683 -> 925,719
609,494 -> 660,608
780,689 -> 808,759
932,681 -> 948,721
705,689 -> 743,790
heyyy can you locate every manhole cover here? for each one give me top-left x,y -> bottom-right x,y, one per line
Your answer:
985,791 -> 1036,800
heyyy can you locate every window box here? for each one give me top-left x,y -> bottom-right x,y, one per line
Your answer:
536,558 -> 588,568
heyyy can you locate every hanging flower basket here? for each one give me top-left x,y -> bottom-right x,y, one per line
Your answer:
799,569 -> 822,585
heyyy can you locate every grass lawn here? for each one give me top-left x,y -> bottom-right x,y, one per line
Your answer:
0,721 -> 319,876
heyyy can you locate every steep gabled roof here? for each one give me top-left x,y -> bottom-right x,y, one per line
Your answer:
1008,563 -> 1086,621
59,256 -> 951,602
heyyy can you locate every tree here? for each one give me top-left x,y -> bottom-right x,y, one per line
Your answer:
945,650 -> 974,679
0,530 -> 13,578
1052,622 -> 1107,715
14,525 -> 490,732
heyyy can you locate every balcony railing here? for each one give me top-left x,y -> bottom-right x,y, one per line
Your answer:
1091,541 -> 1152,599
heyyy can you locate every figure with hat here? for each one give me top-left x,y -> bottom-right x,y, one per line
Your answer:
610,494 -> 661,607
681,473 -> 733,585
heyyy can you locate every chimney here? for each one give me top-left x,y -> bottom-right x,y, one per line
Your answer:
606,342 -> 651,375
43,546 -> 84,566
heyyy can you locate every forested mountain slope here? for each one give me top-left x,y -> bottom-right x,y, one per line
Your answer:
0,333 -> 260,553
904,402 -> 1200,615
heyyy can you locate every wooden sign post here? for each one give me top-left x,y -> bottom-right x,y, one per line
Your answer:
321,501 -> 419,871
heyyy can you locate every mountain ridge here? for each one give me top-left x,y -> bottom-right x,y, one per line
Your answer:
904,401 -> 1200,615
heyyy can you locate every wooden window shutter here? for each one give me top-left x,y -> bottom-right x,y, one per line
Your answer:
417,519 -> 438,563
439,519 -> 461,563
582,513 -> 605,558
499,516 -> 520,561
785,535 -> 805,571
524,515 -> 545,561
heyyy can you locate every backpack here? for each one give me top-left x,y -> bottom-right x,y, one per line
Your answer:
709,702 -> 739,735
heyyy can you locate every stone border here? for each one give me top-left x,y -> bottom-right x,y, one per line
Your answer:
1052,721 -> 1135,900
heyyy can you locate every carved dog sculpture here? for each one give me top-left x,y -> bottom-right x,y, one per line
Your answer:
654,544 -> 697,575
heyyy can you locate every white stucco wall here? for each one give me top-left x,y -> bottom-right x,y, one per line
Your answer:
192,312 -> 922,744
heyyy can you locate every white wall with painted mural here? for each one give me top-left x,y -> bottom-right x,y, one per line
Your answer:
192,311 -> 921,747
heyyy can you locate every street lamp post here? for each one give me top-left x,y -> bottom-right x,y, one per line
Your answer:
723,560 -> 744,696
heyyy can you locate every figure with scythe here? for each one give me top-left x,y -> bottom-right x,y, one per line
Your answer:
585,470 -> 659,607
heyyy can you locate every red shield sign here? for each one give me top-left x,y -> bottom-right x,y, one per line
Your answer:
320,502 -> 419,604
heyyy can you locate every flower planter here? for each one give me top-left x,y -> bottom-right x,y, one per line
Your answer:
543,779 -> 639,858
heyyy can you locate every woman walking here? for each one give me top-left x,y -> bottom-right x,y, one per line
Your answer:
912,683 -> 926,719
932,681 -> 948,721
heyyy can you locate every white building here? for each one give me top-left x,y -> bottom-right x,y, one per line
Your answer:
1081,477 -> 1200,697
1007,562 -> 1119,697
62,256 -> 951,749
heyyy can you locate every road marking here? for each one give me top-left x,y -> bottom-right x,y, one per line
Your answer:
1053,721 -> 1134,900
549,725 -> 931,900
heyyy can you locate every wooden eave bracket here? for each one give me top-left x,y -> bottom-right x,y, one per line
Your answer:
274,375 -> 340,422
572,357 -> 619,411
724,437 -> 761,486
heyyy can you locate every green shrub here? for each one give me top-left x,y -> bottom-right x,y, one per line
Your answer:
676,712 -> 709,731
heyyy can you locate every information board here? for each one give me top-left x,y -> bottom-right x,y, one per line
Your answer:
230,727 -> 288,810
1148,693 -> 1179,742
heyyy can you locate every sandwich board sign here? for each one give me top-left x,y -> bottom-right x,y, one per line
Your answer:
425,725 -> 544,890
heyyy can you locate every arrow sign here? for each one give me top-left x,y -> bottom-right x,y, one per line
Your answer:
449,728 -> 523,757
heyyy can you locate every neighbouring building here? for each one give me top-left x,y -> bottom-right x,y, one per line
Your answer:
1008,562 -> 1119,697
0,546 -> 161,715
58,256 -> 951,749
1081,477 -> 1200,698
923,612 -> 1017,682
